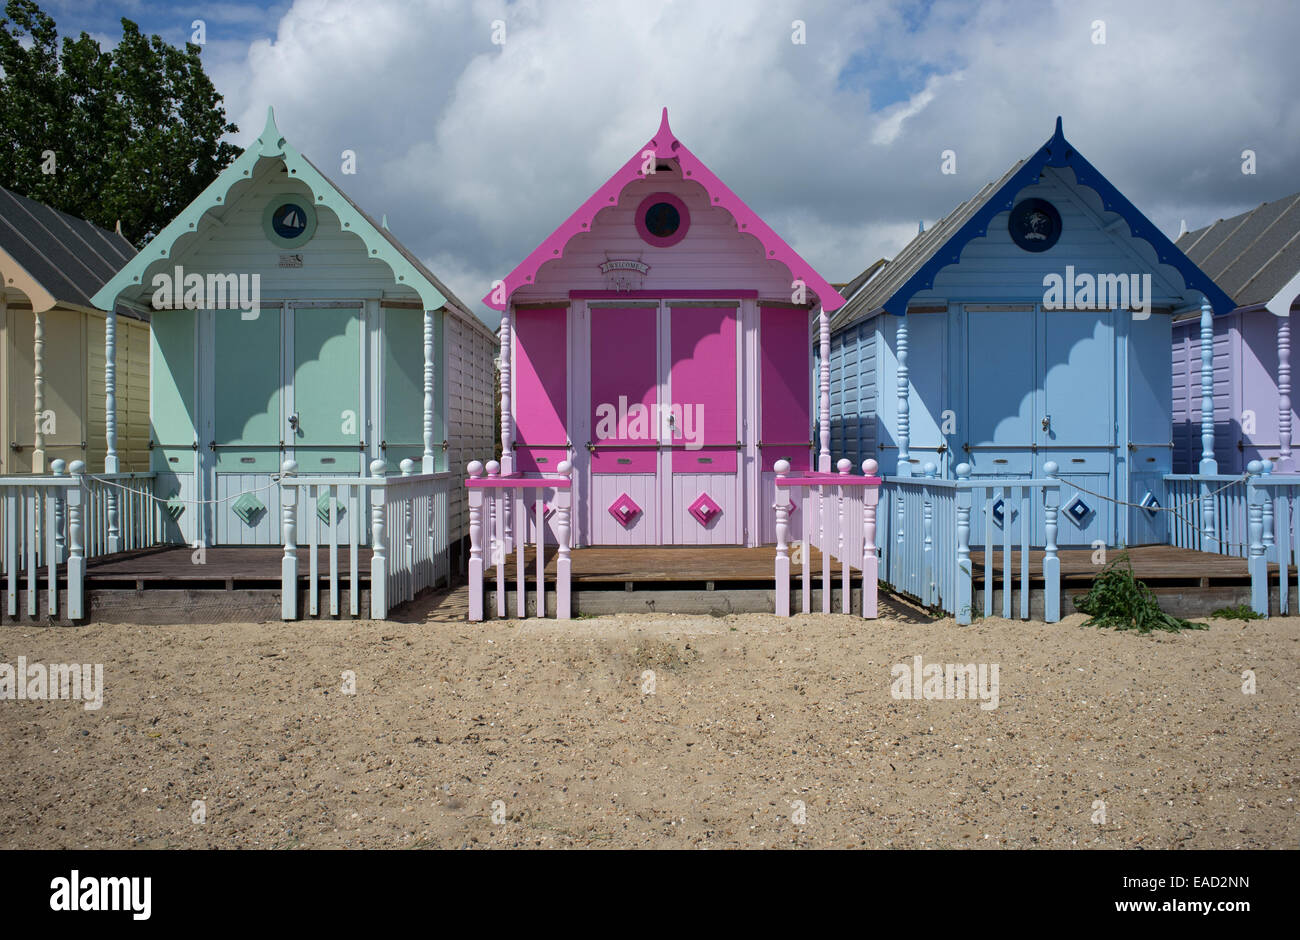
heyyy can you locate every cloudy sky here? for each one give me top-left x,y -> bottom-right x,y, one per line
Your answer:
37,0 -> 1300,326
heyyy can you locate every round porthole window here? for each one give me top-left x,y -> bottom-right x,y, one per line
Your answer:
1008,198 -> 1061,253
263,198 -> 317,248
636,192 -> 689,247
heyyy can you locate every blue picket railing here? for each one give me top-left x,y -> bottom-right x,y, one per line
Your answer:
878,461 -> 1063,624
1247,462 -> 1300,616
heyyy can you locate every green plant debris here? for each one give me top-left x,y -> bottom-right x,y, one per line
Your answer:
1072,552 -> 1206,633
1208,604 -> 1261,621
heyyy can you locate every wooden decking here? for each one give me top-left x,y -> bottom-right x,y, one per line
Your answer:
84,545 -> 373,587
496,545 -> 838,584
970,544 -> 1255,583
2,542 -> 1291,624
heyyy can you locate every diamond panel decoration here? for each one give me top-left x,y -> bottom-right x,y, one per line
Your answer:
316,491 -> 345,525
608,493 -> 641,528
991,497 -> 1012,528
165,493 -> 185,521
688,492 -> 722,527
232,492 -> 266,527
1138,491 -> 1161,520
1064,495 -> 1094,528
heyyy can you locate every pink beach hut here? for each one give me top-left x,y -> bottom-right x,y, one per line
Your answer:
466,110 -> 878,619
485,109 -> 848,547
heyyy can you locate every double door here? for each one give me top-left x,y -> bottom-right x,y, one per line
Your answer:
586,303 -> 741,545
199,302 -> 364,543
962,306 -> 1115,546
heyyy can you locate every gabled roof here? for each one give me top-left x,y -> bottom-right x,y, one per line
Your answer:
0,184 -> 137,313
832,118 -> 1236,330
1175,191 -> 1300,312
92,108 -> 483,334
486,109 -> 847,312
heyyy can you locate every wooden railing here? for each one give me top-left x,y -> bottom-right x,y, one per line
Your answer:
1247,461 -> 1300,616
1,460 -> 88,619
280,459 -> 454,620
85,471 -> 166,557
878,461 -> 1064,624
1163,472 -> 1250,556
466,459 -> 572,621
773,458 -> 881,617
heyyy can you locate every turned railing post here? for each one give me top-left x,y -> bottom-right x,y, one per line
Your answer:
50,459 -> 67,564
955,462 -> 973,624
837,458 -> 851,613
922,461 -> 936,605
33,310 -> 46,472
467,461 -> 485,621
486,460 -> 505,617
896,317 -> 910,476
281,459 -> 299,620
1247,462 -> 1267,616
818,311 -> 831,473
774,460 -> 791,617
369,459 -> 388,619
104,307 -> 120,550
1043,461 -> 1061,623
422,310 -> 437,474
862,459 -> 879,619
1199,299 -> 1218,475
1278,314 -> 1293,472
66,460 -> 85,620
555,460 -> 572,619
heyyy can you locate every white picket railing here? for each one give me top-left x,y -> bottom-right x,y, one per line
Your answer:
466,459 -> 572,621
280,459 -> 454,620
1,460 -> 88,620
773,458 -> 881,617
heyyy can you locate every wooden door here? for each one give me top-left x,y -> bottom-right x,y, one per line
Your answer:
588,305 -> 659,544
668,305 -> 740,544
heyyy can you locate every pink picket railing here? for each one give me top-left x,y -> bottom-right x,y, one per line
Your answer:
773,458 -> 881,617
466,459 -> 572,621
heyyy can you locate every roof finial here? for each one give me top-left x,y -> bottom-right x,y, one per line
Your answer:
918,220 -> 925,234
114,219 -> 122,235
381,214 -> 389,231
258,105 -> 286,158
1178,218 -> 1188,237
655,106 -> 673,149
1054,115 -> 1064,138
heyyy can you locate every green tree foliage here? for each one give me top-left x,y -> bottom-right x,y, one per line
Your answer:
0,0 -> 241,246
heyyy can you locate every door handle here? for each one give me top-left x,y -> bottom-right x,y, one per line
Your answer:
288,412 -> 300,431
1041,415 -> 1051,432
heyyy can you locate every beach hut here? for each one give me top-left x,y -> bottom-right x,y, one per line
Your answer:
827,118 -> 1234,547
90,108 -> 496,557
481,108 -> 847,550
1172,192 -> 1300,473
0,185 -> 146,474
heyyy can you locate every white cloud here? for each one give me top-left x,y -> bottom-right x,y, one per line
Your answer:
200,0 -> 1300,326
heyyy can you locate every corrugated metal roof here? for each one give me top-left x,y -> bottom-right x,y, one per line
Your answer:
830,160 -> 1026,331
0,183 -> 137,310
1175,191 -> 1300,308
